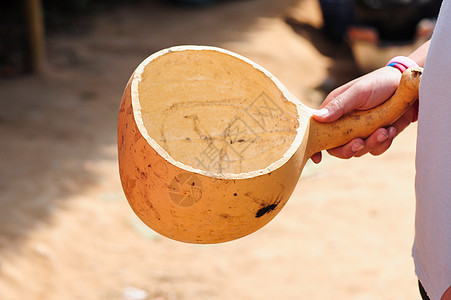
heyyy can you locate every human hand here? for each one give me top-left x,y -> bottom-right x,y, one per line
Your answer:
311,66 -> 419,163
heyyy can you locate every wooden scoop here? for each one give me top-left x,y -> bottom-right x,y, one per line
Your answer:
118,46 -> 421,244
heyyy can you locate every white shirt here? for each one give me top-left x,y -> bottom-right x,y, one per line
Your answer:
413,0 -> 451,298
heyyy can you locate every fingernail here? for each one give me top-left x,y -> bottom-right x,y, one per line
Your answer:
313,108 -> 329,117
377,132 -> 389,142
388,127 -> 397,138
351,142 -> 364,152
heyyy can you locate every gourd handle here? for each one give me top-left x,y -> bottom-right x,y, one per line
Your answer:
308,67 -> 422,156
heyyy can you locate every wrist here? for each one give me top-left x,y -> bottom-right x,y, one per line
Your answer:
386,56 -> 419,73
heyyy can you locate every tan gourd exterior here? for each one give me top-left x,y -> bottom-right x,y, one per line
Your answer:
118,46 -> 421,244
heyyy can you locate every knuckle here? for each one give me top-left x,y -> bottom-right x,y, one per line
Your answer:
342,145 -> 358,159
330,95 -> 346,116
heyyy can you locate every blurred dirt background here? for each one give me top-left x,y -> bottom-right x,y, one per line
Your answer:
0,0 -> 421,299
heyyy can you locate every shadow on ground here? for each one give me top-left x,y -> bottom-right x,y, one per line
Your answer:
285,16 -> 360,93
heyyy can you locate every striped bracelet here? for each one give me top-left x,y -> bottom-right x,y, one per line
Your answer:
387,56 -> 419,73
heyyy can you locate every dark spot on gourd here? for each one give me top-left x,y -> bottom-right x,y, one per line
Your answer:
255,203 -> 278,218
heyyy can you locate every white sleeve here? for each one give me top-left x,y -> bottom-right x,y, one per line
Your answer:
413,0 -> 451,299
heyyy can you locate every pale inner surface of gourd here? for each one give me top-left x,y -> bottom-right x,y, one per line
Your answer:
139,50 -> 300,174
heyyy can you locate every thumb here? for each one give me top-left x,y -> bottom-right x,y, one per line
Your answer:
312,94 -> 352,122
312,78 -> 371,122
312,67 -> 402,123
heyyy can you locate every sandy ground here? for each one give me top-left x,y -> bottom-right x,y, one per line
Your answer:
0,0 -> 420,299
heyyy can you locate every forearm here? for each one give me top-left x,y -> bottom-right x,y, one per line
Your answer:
408,40 -> 431,68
